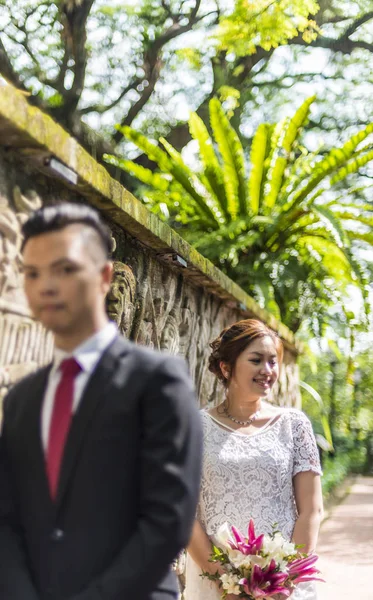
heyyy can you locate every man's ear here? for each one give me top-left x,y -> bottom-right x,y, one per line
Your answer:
102,261 -> 114,293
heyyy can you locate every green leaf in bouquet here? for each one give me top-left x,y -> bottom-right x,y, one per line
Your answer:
200,569 -> 222,583
209,545 -> 231,565
270,522 -> 280,536
201,569 -> 221,580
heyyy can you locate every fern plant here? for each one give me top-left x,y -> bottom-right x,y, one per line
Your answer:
105,97 -> 373,333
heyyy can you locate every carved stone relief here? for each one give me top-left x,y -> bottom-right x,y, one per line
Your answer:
0,186 -> 42,306
0,314 -> 54,403
106,261 -> 137,337
0,184 -> 53,403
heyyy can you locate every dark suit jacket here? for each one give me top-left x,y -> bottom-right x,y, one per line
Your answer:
0,336 -> 203,600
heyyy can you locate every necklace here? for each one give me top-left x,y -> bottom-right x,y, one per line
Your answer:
223,406 -> 261,426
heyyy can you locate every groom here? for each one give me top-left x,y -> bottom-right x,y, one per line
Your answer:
0,202 -> 202,600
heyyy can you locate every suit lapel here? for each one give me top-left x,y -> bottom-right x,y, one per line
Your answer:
55,336 -> 130,509
22,365 -> 54,513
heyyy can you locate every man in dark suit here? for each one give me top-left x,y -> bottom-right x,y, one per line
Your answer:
0,203 -> 202,600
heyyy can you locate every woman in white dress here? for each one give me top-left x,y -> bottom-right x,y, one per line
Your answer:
184,319 -> 323,600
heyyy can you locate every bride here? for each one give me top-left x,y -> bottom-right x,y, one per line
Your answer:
184,319 -> 323,600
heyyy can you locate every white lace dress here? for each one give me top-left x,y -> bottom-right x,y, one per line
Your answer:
184,408 -> 322,600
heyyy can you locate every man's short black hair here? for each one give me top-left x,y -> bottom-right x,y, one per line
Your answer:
21,202 -> 112,258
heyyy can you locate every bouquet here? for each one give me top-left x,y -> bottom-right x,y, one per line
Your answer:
202,520 -> 323,598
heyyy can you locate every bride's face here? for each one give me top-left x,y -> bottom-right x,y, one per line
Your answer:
225,336 -> 279,400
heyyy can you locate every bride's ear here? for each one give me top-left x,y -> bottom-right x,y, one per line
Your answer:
220,361 -> 230,380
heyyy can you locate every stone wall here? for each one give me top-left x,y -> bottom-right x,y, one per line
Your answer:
0,83 -> 301,409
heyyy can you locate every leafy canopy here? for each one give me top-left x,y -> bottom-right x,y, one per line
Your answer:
215,0 -> 319,56
105,96 -> 373,334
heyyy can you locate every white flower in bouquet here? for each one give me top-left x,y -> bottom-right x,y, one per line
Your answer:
262,532 -> 296,561
216,522 -> 236,550
229,551 -> 270,570
220,573 -> 241,595
226,549 -> 246,568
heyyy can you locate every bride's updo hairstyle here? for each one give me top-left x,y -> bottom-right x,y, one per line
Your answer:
208,319 -> 283,386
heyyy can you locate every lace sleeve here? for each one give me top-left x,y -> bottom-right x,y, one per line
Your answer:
290,411 -> 322,477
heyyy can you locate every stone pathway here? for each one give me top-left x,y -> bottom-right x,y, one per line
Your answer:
316,476 -> 373,600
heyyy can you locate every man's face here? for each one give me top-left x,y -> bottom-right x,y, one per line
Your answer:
23,224 -> 112,336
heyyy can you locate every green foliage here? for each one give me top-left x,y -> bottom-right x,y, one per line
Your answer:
248,123 -> 273,215
209,98 -> 247,219
299,381 -> 333,449
106,97 -> 373,333
321,453 -> 351,500
322,438 -> 367,500
215,0 -> 320,56
300,327 -> 373,487
2,0 -> 373,185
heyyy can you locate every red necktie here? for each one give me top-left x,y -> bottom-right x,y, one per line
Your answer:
46,357 -> 82,500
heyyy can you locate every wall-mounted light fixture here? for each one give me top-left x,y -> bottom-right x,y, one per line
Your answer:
159,252 -> 188,269
172,254 -> 188,268
44,156 -> 78,185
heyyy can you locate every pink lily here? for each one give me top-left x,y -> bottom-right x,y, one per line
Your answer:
228,519 -> 265,555
288,554 -> 319,571
239,561 -> 290,598
288,554 -> 324,584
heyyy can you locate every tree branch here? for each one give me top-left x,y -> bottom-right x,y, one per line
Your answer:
291,33 -> 373,55
53,45 -> 69,94
161,0 -> 174,19
291,10 -> 373,55
342,11 -> 373,39
113,1 -> 212,142
60,0 -> 95,116
253,71 -> 346,89
234,47 -> 273,85
82,3 -> 215,123
307,118 -> 371,132
6,16 -> 42,71
0,37 -> 27,88
318,15 -> 351,26
113,58 -> 162,141
190,0 -> 202,21
78,77 -> 143,115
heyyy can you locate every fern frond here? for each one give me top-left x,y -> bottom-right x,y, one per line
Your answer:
106,157 -> 169,191
330,149 -> 373,186
189,112 -> 230,221
210,98 -> 248,218
248,123 -> 272,215
115,126 -> 172,172
280,146 -> 322,200
159,137 -> 219,226
313,205 -> 349,248
295,236 -> 353,283
282,96 -> 316,153
346,231 -> 373,246
330,210 -> 373,228
263,97 -> 315,210
254,279 -> 282,319
285,122 -> 373,210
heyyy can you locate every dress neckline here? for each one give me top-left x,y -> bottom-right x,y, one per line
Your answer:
204,409 -> 285,438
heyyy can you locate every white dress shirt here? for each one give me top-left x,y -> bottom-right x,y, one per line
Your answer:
41,322 -> 118,450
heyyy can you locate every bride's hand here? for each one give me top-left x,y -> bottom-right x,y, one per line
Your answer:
223,593 -> 289,600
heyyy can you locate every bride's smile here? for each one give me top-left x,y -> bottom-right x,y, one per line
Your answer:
220,335 -> 280,420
